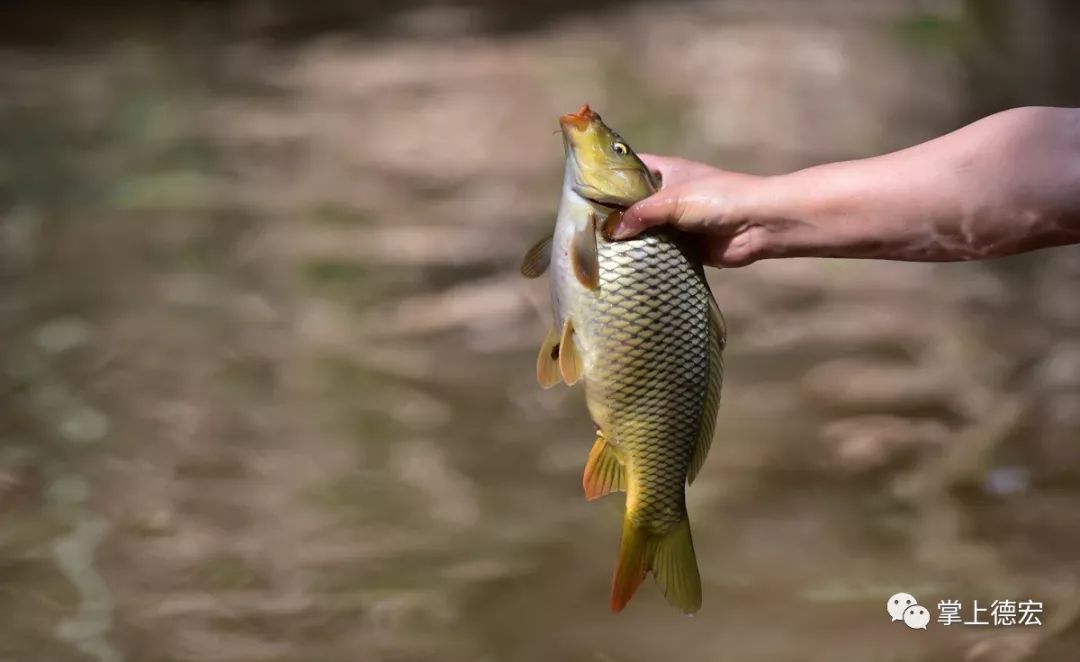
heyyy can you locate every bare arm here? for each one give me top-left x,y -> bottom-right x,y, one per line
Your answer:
616,107 -> 1080,267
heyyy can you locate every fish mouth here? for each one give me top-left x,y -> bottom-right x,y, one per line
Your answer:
559,103 -> 597,132
558,105 -> 593,153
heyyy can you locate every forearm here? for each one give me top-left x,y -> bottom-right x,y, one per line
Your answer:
755,107 -> 1080,262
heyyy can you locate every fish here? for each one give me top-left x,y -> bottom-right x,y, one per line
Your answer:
520,105 -> 725,613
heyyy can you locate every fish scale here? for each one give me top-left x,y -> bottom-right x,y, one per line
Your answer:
584,231 -> 710,533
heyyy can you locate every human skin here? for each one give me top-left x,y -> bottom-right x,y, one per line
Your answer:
614,106 -> 1080,268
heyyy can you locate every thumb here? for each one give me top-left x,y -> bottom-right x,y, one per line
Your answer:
611,189 -> 688,239
613,192 -> 669,238
612,172 -> 758,239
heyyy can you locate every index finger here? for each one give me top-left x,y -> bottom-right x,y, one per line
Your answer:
635,153 -> 669,187
636,154 -> 725,189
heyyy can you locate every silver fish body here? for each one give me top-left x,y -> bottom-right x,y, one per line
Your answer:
551,179 -> 722,535
523,104 -> 725,613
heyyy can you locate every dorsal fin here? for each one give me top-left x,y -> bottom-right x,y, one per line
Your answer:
688,293 -> 725,484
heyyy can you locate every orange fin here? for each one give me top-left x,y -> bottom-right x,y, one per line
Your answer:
558,318 -> 582,385
571,215 -> 599,290
583,431 -> 625,500
611,516 -> 701,614
536,327 -> 561,389
611,515 -> 649,613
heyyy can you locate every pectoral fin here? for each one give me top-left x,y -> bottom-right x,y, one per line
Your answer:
600,210 -> 623,242
536,327 -> 562,389
558,318 -> 583,385
583,430 -> 626,500
571,215 -> 600,290
520,234 -> 553,279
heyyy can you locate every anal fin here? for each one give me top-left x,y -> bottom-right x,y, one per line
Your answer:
583,430 -> 625,501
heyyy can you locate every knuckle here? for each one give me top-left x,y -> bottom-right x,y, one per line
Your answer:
734,227 -> 764,265
670,194 -> 689,224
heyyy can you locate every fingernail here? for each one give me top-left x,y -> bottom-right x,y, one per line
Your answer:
610,222 -> 633,239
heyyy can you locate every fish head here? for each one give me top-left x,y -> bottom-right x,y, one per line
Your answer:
560,104 -> 656,208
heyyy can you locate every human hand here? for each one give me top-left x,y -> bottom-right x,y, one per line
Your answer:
615,109 -> 1080,268
614,155 -> 772,267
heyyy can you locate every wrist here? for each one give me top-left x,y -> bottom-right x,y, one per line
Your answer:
747,171 -> 839,260
754,162 -> 908,261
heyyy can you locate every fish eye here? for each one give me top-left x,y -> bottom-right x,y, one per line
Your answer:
612,141 -> 628,156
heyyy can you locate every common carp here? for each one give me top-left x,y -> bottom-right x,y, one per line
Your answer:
521,105 -> 725,613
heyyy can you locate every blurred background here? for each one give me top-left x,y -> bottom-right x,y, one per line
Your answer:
2,0 -> 1080,660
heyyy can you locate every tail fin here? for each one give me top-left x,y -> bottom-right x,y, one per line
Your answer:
610,515 -> 701,614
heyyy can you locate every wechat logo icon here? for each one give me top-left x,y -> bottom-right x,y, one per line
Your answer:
888,592 -> 929,630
